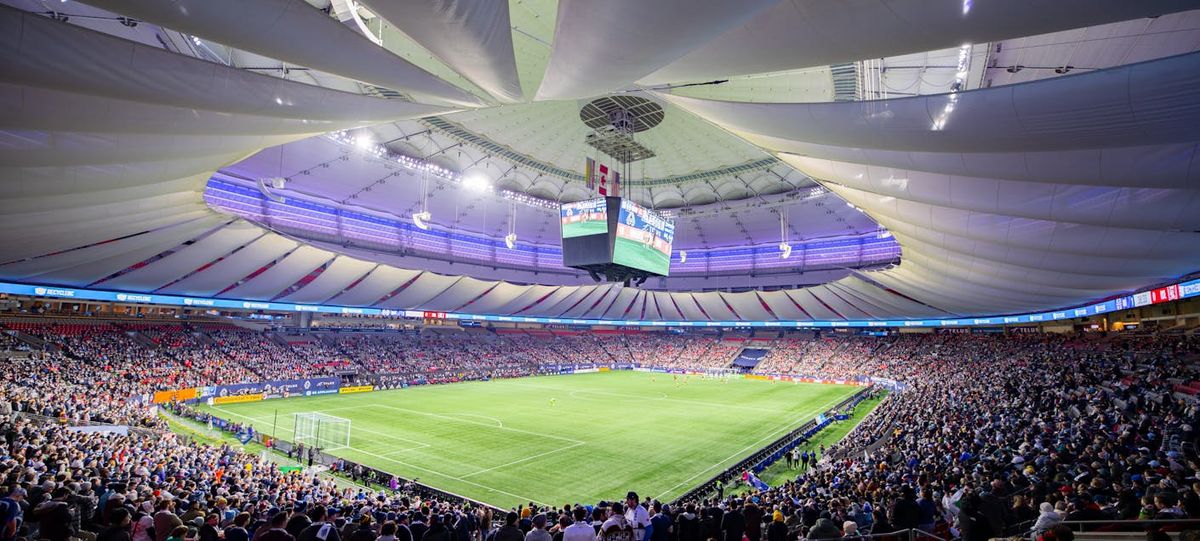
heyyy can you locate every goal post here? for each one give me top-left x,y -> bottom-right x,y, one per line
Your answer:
293,412 -> 351,451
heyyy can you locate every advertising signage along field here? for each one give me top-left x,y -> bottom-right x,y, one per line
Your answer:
612,198 -> 674,276
1,277 -> 1198,329
560,198 -> 608,239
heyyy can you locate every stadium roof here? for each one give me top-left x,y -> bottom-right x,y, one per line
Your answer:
2,0 -> 1200,320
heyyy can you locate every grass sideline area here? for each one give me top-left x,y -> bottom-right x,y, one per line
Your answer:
194,371 -> 866,508
735,394 -> 886,493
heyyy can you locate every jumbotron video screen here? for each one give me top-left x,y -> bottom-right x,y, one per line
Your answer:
613,198 -> 674,276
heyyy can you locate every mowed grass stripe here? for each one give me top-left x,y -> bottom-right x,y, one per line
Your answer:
197,372 -> 861,508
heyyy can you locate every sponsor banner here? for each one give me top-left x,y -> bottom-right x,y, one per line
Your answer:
339,385 -> 374,394
575,367 -> 599,374
0,278 -> 1195,330
199,377 -> 341,400
213,393 -> 264,405
152,388 -> 197,404
597,367 -> 610,372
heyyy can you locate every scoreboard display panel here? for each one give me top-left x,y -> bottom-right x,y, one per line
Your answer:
560,198 -> 608,239
612,199 -> 674,276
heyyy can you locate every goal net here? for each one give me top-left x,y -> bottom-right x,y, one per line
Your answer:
293,412 -> 351,451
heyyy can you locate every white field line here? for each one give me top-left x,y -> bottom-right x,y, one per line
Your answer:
460,441 -> 586,478
351,447 -> 552,507
214,406 -> 542,505
213,406 -> 432,451
652,392 -> 855,500
324,405 -> 585,446
513,380 -> 784,414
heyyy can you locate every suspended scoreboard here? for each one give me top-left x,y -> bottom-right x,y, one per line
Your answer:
560,197 -> 674,281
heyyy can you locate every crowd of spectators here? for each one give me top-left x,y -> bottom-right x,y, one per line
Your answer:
2,317 -> 1199,541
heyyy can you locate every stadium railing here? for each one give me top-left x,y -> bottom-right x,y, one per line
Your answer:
672,385 -> 876,505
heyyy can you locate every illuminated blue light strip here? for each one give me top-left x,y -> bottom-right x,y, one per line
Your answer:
4,279 -> 1195,329
203,178 -> 899,272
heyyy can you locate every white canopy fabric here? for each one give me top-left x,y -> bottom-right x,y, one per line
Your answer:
3,2 -> 1199,320
665,51 -> 1200,316
77,0 -> 484,108
641,0 -> 1191,85
358,0 -> 524,104
535,0 -> 776,100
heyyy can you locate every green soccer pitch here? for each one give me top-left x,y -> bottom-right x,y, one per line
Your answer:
194,371 -> 862,508
612,237 -> 670,275
561,219 -> 608,238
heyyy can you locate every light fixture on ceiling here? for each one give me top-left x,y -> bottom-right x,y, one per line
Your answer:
504,202 -> 517,249
463,170 -> 491,192
412,211 -> 432,231
779,208 -> 791,259
354,133 -> 374,149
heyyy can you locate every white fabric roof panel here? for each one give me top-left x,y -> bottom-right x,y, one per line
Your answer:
536,0 -> 776,100
0,215 -> 217,281
0,199 -> 212,264
157,235 -> 298,297
598,288 -> 640,320
691,291 -> 737,321
359,0 -> 523,104
787,156 -> 1200,232
101,222 -> 264,291
489,285 -> 559,316
516,286 -> 580,316
80,0 -> 484,108
809,286 -> 874,320
652,292 -> 683,321
221,245 -> 334,301
8,217 -> 225,287
673,293 -> 708,321
0,6 -> 454,123
665,50 -> 1200,317
560,284 -> 617,319
831,278 -> 947,319
662,52 -> 1200,154
2,84 -> 383,138
277,257 -> 377,304
787,290 -> 838,320
325,266 -> 422,307
378,273 -> 462,309
757,290 -> 808,320
459,282 -> 530,314
721,292 -> 772,322
418,277 -> 498,312
642,0 -> 1193,85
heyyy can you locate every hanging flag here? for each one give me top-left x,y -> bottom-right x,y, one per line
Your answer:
611,169 -> 621,197
584,157 -> 596,191
598,163 -> 610,196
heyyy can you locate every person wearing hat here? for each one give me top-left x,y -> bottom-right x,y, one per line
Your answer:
525,514 -> 551,541
765,512 -> 787,541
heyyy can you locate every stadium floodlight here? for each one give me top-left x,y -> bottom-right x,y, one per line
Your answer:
504,232 -> 517,249
293,412 -> 351,451
412,211 -> 432,230
355,134 -> 374,149
463,170 -> 491,192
